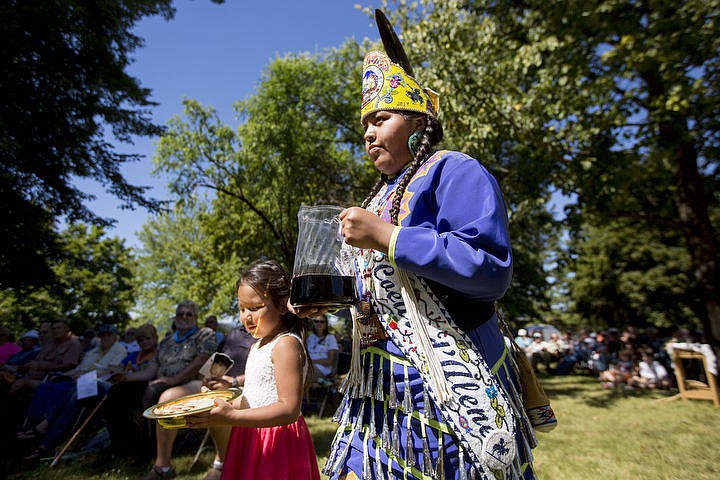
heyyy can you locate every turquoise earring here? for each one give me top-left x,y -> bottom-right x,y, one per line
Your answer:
407,131 -> 422,158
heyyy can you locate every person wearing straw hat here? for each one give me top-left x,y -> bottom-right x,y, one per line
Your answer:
306,10 -> 552,480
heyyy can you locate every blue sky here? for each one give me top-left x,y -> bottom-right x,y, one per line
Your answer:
81,1 -> 376,248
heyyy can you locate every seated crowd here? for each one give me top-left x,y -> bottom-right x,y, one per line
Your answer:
0,302 -> 248,480
513,324 -> 709,391
0,304 -> 351,479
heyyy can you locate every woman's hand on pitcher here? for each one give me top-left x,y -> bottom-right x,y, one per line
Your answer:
339,207 -> 394,252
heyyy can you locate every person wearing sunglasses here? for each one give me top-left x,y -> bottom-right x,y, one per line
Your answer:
306,314 -> 338,382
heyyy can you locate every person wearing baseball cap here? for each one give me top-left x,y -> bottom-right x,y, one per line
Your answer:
515,328 -> 532,351
8,331 -> 41,365
0,330 -> 42,388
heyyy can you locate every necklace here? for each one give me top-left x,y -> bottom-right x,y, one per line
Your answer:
354,183 -> 397,346
173,326 -> 197,343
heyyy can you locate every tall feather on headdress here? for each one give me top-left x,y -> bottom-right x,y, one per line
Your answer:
361,10 -> 440,121
375,9 -> 414,77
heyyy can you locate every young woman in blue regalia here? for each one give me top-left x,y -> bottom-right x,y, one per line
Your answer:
298,10 -> 555,480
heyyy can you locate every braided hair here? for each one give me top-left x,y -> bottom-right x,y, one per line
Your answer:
361,113 -> 444,225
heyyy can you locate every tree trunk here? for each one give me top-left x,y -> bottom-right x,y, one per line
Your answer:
659,118 -> 720,348
640,62 -> 720,348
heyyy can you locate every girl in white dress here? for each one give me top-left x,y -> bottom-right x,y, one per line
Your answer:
186,260 -> 320,479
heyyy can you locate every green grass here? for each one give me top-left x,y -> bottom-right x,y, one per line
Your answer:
4,375 -> 719,479
532,375 -> 720,480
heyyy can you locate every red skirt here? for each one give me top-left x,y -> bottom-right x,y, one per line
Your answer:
222,415 -> 320,480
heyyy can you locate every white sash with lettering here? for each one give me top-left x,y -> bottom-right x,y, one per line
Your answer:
368,255 -> 517,471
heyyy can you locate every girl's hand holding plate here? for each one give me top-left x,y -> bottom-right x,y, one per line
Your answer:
184,398 -> 233,428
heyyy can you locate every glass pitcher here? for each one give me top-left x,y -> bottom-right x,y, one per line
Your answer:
290,205 -> 358,309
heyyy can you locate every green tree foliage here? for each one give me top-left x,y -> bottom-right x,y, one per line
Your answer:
564,221 -> 701,332
142,43 -> 375,317
0,224 -> 136,336
504,199 -> 557,323
133,197 -> 239,328
377,0 -> 719,339
0,0 -> 176,290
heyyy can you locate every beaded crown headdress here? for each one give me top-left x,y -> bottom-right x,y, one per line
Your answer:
361,10 -> 439,122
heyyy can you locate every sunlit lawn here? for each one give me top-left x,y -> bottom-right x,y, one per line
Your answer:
531,375 -> 720,480
5,375 -> 719,479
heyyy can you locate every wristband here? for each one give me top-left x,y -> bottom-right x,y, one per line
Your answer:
230,377 -> 238,388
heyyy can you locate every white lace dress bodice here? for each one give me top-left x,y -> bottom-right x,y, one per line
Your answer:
241,332 -> 306,408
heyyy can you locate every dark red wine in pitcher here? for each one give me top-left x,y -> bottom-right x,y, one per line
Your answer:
290,274 -> 357,308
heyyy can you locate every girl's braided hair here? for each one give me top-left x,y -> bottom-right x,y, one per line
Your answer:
360,113 -> 443,225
